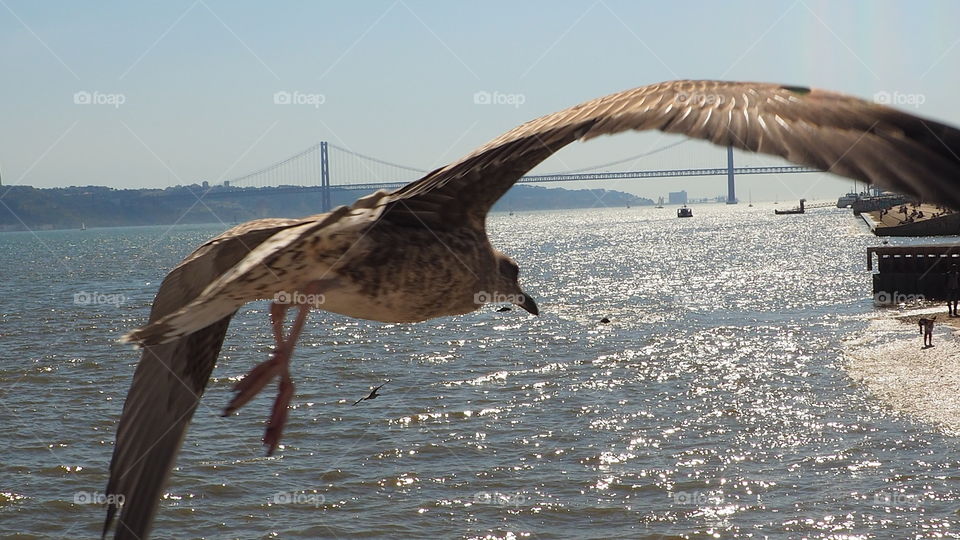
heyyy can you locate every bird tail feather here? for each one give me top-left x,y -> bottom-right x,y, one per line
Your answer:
120,295 -> 247,346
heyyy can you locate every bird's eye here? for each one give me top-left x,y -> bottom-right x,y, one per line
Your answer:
500,258 -> 519,280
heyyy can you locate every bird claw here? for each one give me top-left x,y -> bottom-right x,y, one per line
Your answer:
263,375 -> 294,456
222,350 -> 285,416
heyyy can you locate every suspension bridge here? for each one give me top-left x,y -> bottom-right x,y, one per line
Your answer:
218,140 -> 821,211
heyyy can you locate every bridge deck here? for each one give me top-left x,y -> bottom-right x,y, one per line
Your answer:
333,165 -> 820,192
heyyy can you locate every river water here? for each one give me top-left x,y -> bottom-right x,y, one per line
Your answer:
2,203 -> 959,539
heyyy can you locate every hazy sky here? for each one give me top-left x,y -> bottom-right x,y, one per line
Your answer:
1,1 -> 958,201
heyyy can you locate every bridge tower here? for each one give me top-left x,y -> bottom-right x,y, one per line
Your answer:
725,145 -> 737,204
320,141 -> 331,211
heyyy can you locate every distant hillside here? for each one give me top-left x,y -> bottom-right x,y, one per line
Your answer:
0,184 -> 652,231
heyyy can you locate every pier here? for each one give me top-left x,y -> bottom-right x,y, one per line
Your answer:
867,245 -> 960,301
860,204 -> 960,236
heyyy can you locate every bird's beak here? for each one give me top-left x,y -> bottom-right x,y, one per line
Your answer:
515,292 -> 539,316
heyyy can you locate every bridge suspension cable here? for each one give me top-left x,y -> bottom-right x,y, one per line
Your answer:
225,144 -> 319,187
545,139 -> 691,174
326,138 -> 694,179
326,143 -> 429,174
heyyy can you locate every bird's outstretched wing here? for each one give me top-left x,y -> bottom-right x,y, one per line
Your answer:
352,383 -> 387,405
382,80 -> 960,228
102,217 -> 320,540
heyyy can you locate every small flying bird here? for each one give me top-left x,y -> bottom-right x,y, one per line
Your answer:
104,80 -> 960,539
352,383 -> 386,406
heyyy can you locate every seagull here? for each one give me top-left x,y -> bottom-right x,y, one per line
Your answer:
352,382 -> 386,406
103,80 -> 960,539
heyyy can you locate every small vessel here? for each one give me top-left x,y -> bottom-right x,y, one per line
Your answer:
677,205 -> 693,218
774,199 -> 805,215
81,222 -> 87,231
655,196 -> 664,209
748,190 -> 753,208
836,192 -> 859,208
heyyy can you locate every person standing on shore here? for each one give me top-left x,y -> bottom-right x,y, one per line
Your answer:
919,317 -> 936,348
946,263 -> 960,316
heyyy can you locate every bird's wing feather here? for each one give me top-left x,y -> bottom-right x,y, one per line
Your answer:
120,197 -> 384,347
381,80 -> 960,228
103,217 -> 317,540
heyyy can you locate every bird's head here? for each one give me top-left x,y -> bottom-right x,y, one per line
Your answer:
482,252 -> 539,315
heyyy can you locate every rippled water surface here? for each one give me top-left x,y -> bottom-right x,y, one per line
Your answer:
3,204 -> 960,539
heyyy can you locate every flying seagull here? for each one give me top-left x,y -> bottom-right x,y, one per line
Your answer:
352,382 -> 387,406
104,80 -> 960,539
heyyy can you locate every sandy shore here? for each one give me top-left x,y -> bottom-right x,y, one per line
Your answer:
846,306 -> 960,435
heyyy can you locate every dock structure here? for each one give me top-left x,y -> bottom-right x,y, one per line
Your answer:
861,204 -> 960,236
867,245 -> 960,301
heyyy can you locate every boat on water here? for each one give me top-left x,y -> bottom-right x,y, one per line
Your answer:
655,196 -> 664,209
775,199 -> 805,215
836,192 -> 860,208
677,205 -> 693,218
838,183 -> 887,209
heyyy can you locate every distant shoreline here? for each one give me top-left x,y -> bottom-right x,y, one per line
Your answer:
0,183 -> 653,232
